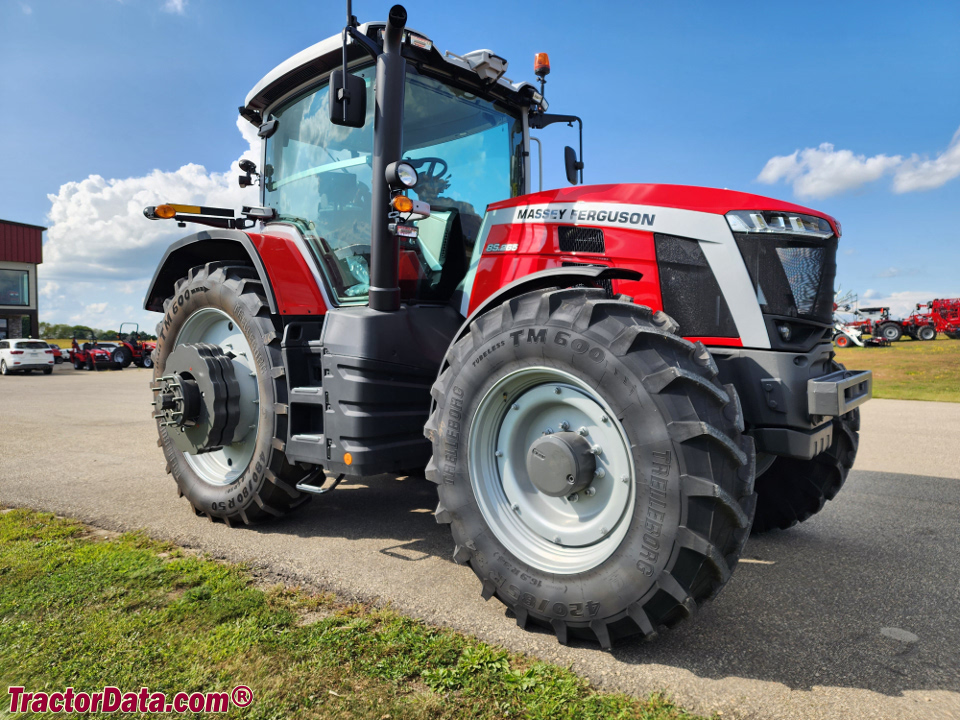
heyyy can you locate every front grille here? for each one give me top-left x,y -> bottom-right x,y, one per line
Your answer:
734,232 -> 837,324
654,234 -> 738,337
558,226 -> 605,253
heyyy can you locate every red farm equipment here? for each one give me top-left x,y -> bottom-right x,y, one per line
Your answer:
139,4 -> 872,648
112,322 -> 156,368
67,336 -> 123,371
902,299 -> 960,340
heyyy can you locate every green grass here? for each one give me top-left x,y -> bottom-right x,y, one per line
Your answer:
835,335 -> 960,403
0,508 -> 704,720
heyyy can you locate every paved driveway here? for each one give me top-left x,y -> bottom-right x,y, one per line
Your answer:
1,365 -> 958,719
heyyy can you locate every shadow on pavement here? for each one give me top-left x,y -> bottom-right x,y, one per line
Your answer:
239,468 -> 960,699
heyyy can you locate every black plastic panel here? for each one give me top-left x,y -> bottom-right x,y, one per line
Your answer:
654,234 -> 738,337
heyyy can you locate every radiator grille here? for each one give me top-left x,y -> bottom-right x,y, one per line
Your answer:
558,226 -> 605,253
654,234 -> 738,337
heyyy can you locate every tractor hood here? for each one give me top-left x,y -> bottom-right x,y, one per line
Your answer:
487,184 -> 840,236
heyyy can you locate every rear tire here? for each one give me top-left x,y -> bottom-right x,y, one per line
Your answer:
425,288 -> 756,648
43,367 -> 52,375
153,262 -> 310,525
114,346 -> 133,367
73,358 -> 83,370
880,323 -> 902,342
752,394 -> 859,533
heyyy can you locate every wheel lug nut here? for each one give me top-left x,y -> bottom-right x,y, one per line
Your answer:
590,445 -> 603,455
512,503 -> 520,512
600,526 -> 609,535
584,487 -> 597,497
578,427 -> 589,436
567,493 -> 579,502
559,421 -> 570,431
621,474 -> 630,484
554,536 -> 562,544
593,468 -> 605,479
512,404 -> 520,411
495,450 -> 503,458
601,415 -> 609,422
554,387 -> 562,395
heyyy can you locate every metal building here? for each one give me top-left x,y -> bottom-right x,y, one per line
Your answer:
0,219 -> 44,340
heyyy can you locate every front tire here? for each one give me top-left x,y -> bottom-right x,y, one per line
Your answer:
425,288 -> 756,648
918,325 -> 937,341
752,400 -> 859,533
153,262 -> 310,525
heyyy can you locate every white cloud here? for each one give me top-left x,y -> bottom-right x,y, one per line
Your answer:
162,0 -> 186,14
756,144 -> 901,199
40,117 -> 259,330
757,125 -> 960,199
892,126 -> 960,193
875,266 -> 920,279
40,281 -> 59,298
21,3 -> 32,14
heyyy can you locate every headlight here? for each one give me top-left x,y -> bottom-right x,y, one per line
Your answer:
726,210 -> 834,238
386,161 -> 418,189
777,323 -> 793,341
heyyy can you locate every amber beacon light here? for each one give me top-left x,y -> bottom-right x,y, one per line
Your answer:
534,52 -> 550,78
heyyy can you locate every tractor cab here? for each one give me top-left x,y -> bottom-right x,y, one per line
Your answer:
240,21 -> 562,310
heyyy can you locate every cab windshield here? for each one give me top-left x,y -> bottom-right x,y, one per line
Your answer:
263,67 -> 523,302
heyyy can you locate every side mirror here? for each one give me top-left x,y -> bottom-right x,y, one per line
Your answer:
564,146 -> 584,185
329,69 -> 367,128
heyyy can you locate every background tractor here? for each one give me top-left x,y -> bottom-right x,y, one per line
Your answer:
141,4 -> 872,648
112,322 -> 156,368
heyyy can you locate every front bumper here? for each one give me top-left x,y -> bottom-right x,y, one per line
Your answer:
712,343 -> 872,460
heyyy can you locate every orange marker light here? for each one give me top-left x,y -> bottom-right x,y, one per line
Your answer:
343,452 -> 353,466
391,195 -> 413,213
155,204 -> 177,219
534,52 -> 550,78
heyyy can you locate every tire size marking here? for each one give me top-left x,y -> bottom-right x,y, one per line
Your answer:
509,328 -> 605,362
489,567 -> 600,618
637,449 -> 672,577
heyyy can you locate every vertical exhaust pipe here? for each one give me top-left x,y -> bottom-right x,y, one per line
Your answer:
368,4 -> 407,312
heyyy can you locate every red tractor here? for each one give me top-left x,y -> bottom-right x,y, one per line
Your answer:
141,5 -> 872,648
111,322 -> 156,368
849,306 -> 906,341
901,299 -> 960,341
67,336 -> 123,371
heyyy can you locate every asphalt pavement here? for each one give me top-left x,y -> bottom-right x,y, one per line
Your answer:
1,364 -> 958,720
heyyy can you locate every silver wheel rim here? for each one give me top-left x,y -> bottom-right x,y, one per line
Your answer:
174,308 -> 260,486
468,367 -> 635,575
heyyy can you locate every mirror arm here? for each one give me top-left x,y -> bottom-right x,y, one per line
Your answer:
530,113 -> 584,183
345,26 -> 382,60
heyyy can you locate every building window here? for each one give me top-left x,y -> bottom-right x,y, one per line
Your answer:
0,319 -> 7,340
0,270 -> 29,306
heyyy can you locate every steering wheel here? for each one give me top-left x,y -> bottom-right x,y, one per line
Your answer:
407,157 -> 448,185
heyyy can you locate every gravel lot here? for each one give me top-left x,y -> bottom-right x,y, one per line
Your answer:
1,363 -> 958,720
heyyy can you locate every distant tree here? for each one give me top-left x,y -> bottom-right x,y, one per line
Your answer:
69,325 -> 95,340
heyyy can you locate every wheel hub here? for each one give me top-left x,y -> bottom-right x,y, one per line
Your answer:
152,343 -> 241,455
526,431 -> 596,497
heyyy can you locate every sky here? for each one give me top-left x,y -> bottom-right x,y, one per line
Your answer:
1,0 -> 958,330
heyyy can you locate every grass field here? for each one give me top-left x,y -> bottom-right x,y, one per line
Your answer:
834,336 -> 960,403
0,508 -> 702,720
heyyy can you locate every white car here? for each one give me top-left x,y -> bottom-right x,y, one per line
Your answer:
0,339 -> 55,375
